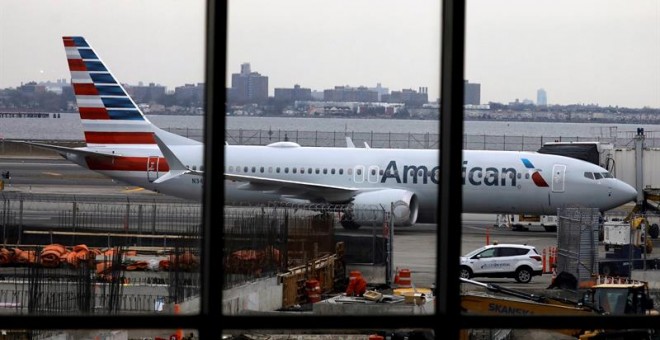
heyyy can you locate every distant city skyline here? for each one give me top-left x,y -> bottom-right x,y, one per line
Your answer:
1,1 -> 658,108
4,76 -> 658,110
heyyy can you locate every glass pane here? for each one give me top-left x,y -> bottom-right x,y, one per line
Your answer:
226,0 -> 440,316
0,1 -> 206,317
462,0 -> 659,325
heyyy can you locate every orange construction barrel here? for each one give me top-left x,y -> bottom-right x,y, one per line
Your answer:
397,268 -> 412,287
369,335 -> 384,340
305,279 -> 321,303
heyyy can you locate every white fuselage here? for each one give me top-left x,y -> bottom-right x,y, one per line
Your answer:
68,142 -> 637,224
221,143 -> 637,223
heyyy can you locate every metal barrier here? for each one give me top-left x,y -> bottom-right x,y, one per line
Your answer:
0,192 -> 201,246
4,129 -> 660,153
223,129 -> 660,150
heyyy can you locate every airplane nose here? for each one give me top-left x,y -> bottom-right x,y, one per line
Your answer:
615,180 -> 638,204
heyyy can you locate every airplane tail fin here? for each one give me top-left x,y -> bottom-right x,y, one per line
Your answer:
62,36 -> 200,148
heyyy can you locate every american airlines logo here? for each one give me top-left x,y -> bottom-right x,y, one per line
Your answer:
521,158 -> 549,187
381,161 -> 439,184
460,158 -> 548,187
381,159 -> 549,187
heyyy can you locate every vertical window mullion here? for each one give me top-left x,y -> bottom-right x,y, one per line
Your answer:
438,0 -> 465,337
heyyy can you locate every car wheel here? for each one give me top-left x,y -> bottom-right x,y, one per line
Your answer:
459,266 -> 472,280
514,267 -> 532,283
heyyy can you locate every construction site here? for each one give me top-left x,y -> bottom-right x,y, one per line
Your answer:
0,188 -> 436,338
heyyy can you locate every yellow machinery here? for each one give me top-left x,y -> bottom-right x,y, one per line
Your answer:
460,277 -> 658,339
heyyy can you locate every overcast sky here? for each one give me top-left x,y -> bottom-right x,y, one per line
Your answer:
1,0 -> 658,108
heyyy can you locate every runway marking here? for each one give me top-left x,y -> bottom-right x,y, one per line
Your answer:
123,187 -> 145,193
42,171 -> 62,176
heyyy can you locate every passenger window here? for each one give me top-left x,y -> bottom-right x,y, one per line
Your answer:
260,167 -> 264,173
293,168 -> 297,174
584,172 -> 594,180
339,169 -> 344,175
323,168 -> 328,174
276,167 -> 281,173
301,168 -> 305,174
476,248 -> 496,258
285,168 -> 289,173
251,167 -> 256,173
268,167 -> 272,173
498,248 -> 517,256
380,169 -> 384,175
243,166 -> 248,173
308,168 -> 312,173
331,169 -> 336,175
372,169 -> 376,176
315,168 -> 320,174
193,165 -> 197,170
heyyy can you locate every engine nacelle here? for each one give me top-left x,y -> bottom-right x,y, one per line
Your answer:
342,189 -> 419,229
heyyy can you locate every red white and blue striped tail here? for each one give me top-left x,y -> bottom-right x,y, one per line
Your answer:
63,36 -> 200,147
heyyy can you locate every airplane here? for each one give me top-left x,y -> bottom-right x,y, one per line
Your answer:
22,36 -> 638,230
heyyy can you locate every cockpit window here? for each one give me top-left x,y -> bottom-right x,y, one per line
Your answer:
602,172 -> 613,178
584,172 -> 594,180
594,172 -> 603,180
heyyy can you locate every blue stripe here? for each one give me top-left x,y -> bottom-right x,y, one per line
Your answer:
71,37 -> 89,47
84,61 -> 108,72
107,110 -> 143,120
101,97 -> 135,109
90,73 -> 117,84
96,85 -> 126,96
521,158 -> 534,169
78,48 -> 98,60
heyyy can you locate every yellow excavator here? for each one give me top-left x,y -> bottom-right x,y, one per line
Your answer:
460,277 -> 658,339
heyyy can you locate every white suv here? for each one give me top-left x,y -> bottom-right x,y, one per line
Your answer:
459,244 -> 543,283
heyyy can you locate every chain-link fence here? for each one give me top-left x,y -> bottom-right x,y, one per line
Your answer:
223,129 -> 660,150
0,192 -> 200,247
556,207 -> 601,291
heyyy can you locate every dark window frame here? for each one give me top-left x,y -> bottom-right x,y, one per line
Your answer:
1,0 -> 655,338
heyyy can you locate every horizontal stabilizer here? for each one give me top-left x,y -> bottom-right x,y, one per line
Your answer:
10,140 -> 121,159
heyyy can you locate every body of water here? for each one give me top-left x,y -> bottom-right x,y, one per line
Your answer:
1,113 -> 659,141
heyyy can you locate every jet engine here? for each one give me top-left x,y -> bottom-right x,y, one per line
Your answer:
340,189 -> 419,230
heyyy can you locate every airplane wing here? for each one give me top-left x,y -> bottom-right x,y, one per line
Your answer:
225,173 -> 363,203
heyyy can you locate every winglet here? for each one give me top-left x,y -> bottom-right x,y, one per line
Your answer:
346,136 -> 356,148
151,134 -> 201,184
